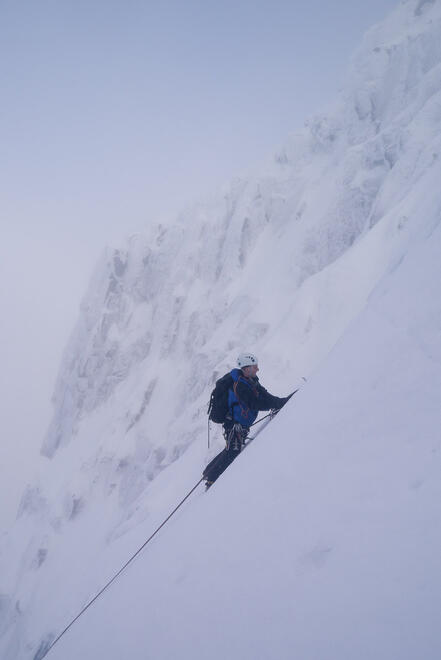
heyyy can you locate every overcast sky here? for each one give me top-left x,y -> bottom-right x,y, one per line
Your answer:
0,0 -> 399,530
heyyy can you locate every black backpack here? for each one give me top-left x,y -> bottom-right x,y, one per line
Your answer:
207,373 -> 233,423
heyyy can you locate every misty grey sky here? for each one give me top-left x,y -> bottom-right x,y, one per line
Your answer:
0,0 -> 399,528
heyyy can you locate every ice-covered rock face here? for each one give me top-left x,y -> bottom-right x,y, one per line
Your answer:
43,0 -> 441,466
2,1 -> 441,658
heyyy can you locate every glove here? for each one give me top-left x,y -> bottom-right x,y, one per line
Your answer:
273,393 -> 295,411
273,397 -> 288,410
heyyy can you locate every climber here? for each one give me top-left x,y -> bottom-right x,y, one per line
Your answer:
203,353 -> 291,488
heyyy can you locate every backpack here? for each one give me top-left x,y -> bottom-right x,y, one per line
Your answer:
207,373 -> 233,423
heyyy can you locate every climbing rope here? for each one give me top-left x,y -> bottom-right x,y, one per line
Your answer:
39,477 -> 204,659
208,386 -> 300,447
250,410 -> 275,427
40,384 -> 303,658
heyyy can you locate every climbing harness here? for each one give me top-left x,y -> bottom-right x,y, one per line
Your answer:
207,386 -> 300,448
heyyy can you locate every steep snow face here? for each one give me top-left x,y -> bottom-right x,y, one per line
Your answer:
48,161 -> 441,660
42,0 -> 441,462
1,1 -> 441,658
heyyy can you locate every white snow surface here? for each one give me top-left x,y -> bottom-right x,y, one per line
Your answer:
1,1 -> 441,658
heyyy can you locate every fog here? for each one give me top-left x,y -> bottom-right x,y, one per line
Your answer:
0,0 -> 399,530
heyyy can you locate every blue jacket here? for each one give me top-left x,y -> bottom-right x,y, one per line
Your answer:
227,369 -> 288,428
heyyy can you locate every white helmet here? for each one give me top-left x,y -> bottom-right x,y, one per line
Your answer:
237,352 -> 258,369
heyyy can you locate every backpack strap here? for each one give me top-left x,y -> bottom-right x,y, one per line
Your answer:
231,374 -> 259,423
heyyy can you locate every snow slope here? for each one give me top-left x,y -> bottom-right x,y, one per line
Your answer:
50,193 -> 441,660
1,0 -> 441,658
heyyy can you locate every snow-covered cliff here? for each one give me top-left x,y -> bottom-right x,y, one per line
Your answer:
50,142 -> 441,660
1,1 -> 441,658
